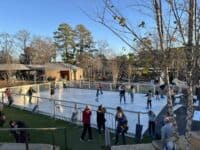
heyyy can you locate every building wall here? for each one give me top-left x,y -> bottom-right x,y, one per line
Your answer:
45,68 -> 83,81
70,68 -> 84,81
45,70 -> 60,81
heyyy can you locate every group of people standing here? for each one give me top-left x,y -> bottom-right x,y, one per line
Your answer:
80,104 -> 107,141
80,104 -> 128,145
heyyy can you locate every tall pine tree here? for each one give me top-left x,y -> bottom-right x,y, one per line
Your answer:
54,23 -> 75,64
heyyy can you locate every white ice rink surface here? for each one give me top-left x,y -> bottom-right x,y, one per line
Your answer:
10,88 -> 167,135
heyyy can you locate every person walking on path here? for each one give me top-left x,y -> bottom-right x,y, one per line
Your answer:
161,117 -> 175,150
115,106 -> 128,145
129,85 -> 135,103
96,105 -> 106,134
27,87 -> 36,104
119,85 -> 126,104
80,105 -> 93,141
148,110 -> 156,137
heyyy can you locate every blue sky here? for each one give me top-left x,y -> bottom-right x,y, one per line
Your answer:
0,0 -> 153,54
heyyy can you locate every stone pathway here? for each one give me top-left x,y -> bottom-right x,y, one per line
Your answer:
0,143 -> 59,150
111,143 -> 155,150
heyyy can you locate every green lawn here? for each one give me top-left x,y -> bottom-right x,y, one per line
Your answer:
0,106 -> 152,150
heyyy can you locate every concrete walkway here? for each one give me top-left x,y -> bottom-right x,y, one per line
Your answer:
0,143 -> 59,150
111,143 -> 155,150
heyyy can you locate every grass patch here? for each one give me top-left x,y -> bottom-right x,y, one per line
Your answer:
0,106 -> 152,150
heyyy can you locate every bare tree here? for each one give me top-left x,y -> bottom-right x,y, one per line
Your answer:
0,33 -> 14,84
15,29 -> 30,51
109,58 -> 119,85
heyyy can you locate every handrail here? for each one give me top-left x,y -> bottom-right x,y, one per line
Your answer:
0,127 -> 66,131
0,127 -> 67,150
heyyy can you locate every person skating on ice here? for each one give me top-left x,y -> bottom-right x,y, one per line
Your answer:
27,87 -> 36,104
129,85 -> 135,103
96,83 -> 103,98
155,90 -> 160,100
146,90 -> 153,109
119,85 -> 126,104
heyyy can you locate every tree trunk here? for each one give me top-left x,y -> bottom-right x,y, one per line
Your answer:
185,0 -> 195,149
166,67 -> 179,143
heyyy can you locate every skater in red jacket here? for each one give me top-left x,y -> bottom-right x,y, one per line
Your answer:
80,105 -> 93,141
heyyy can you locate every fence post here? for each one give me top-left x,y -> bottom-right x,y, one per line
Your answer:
53,99 -> 56,119
105,128 -> 111,147
135,112 -> 143,144
23,95 -> 26,109
64,127 -> 67,150
138,112 -> 140,125
2,93 -> 4,103
137,84 -> 139,93
52,131 -> 55,150
25,135 -> 29,150
79,80 -> 81,88
110,83 -> 112,91
37,97 -> 39,111
89,81 -> 91,89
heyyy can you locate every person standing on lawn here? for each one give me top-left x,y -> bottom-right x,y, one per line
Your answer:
80,105 -> 93,141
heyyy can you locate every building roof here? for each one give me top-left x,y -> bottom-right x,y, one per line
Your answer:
45,63 -> 81,70
0,64 -> 30,71
27,64 -> 44,70
44,63 -> 70,71
27,63 -> 81,71
0,63 -> 81,71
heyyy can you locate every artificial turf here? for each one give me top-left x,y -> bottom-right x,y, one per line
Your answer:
0,106 -> 143,150
0,80 -> 156,150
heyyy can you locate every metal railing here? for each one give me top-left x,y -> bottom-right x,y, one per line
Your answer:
0,82 -> 150,136
64,80 -> 156,93
0,127 -> 67,150
0,91 -> 148,136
